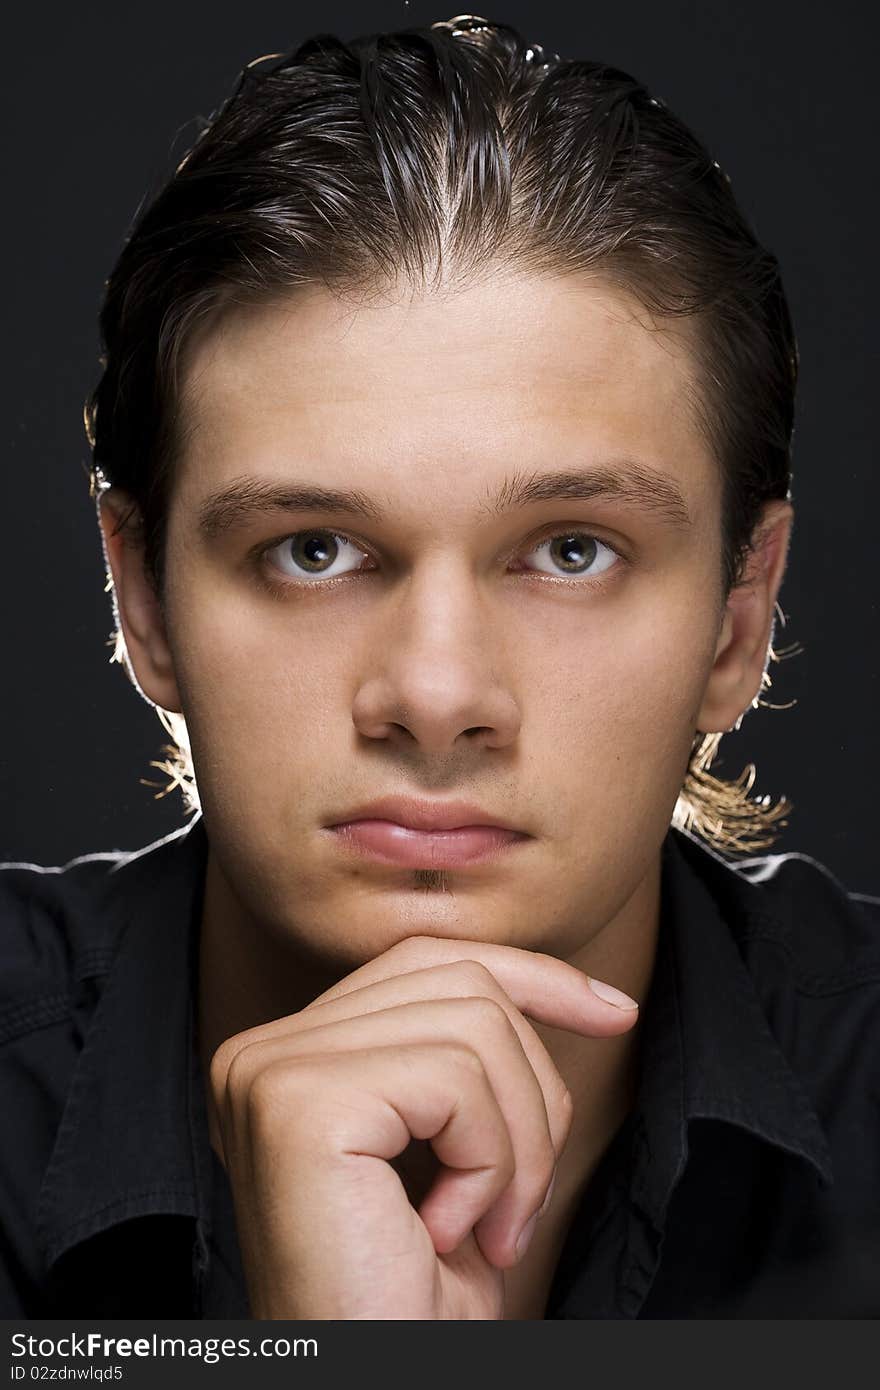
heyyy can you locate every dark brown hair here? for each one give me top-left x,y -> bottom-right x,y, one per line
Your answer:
85,13 -> 799,853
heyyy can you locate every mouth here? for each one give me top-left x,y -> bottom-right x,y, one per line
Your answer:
323,795 -> 531,869
325,819 -> 530,869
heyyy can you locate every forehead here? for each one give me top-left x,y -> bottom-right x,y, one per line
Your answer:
174,270 -> 715,511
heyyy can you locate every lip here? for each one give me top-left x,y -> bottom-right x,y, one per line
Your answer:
326,820 -> 529,868
325,796 -> 525,834
324,796 -> 530,869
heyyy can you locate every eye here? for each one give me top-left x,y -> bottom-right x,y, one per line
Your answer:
258,525 -> 622,591
262,530 -> 371,584
518,530 -> 620,581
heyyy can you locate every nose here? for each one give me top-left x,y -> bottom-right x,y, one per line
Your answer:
350,564 -> 521,755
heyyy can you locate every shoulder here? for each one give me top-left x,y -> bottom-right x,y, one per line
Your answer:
672,829 -> 880,1127
0,822 -> 205,1312
672,827 -> 880,990
0,846 -> 143,1307
732,843 -> 879,992
0,858 -> 116,1055
0,847 -> 132,1021
0,823 -> 202,1035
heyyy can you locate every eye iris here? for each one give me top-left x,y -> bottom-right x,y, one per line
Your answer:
550,533 -> 597,572
292,531 -> 337,571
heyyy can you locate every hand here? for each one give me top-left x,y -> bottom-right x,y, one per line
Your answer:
208,935 -> 639,1319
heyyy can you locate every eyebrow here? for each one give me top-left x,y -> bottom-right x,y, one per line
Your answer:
196,461 -> 692,538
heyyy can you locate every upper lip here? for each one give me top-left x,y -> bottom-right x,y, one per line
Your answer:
326,796 -> 526,834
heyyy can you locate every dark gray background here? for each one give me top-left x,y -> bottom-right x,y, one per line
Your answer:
1,1 -> 876,887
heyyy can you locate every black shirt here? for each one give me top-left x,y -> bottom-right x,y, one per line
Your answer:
1,816 -> 878,1318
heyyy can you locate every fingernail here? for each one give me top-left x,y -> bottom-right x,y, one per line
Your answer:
538,1168 -> 556,1218
516,1212 -> 538,1259
587,977 -> 639,1010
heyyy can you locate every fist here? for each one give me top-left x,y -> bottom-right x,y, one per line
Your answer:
208,935 -> 638,1319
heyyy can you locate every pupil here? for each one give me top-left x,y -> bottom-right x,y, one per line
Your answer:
552,533 -> 596,571
296,532 -> 336,570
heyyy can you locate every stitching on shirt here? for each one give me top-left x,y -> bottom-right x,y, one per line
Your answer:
0,951 -> 119,1045
0,994 -> 71,1046
0,950 -> 118,1045
75,948 -> 116,981
735,930 -> 880,996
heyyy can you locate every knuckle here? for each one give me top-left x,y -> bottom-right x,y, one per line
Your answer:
209,1037 -> 243,1097
223,1041 -> 257,1099
392,934 -> 440,965
245,1056 -> 305,1117
522,1139 -> 558,1211
454,959 -> 499,994
439,1038 -> 486,1078
461,994 -> 512,1035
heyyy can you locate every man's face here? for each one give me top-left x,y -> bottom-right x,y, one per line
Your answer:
159,271 -> 726,968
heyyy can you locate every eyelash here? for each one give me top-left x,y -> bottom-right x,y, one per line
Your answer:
252,525 -> 628,598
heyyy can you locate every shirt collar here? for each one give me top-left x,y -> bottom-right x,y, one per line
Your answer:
36,816 -> 833,1277
630,826 -> 834,1230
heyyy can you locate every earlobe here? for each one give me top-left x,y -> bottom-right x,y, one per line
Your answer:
97,490 -> 183,713
696,500 -> 793,736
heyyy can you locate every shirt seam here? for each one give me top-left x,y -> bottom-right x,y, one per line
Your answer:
75,948 -> 117,979
0,948 -> 120,1046
0,952 -> 118,1048
733,930 -> 880,996
0,994 -> 72,1046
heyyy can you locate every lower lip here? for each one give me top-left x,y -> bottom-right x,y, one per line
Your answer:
327,820 -> 529,868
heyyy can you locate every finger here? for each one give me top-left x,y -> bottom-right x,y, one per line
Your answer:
306,936 -> 639,1036
236,1041 -> 531,1271
216,959 -> 572,1155
220,997 -> 558,1265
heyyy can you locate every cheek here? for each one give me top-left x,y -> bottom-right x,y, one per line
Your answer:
523,599 -> 716,819
164,585 -> 331,781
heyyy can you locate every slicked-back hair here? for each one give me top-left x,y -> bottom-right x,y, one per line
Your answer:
85,13 -> 799,854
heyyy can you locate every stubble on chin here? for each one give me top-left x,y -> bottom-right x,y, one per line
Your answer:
411,868 -> 451,893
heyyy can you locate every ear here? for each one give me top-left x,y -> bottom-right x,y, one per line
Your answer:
696,499 -> 794,735
97,488 -> 183,713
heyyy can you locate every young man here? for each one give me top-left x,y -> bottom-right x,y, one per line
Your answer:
1,16 -> 877,1319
